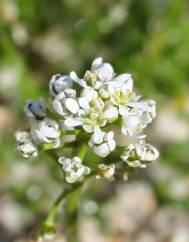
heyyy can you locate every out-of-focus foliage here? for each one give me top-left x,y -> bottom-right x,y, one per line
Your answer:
0,0 -> 189,241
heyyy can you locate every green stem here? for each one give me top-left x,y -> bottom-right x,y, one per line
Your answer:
45,149 -> 59,161
64,143 -> 88,242
78,143 -> 88,160
43,182 -> 83,227
64,186 -> 81,242
36,182 -> 83,240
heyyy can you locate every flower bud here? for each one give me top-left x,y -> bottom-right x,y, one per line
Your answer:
49,73 -> 73,97
96,163 -> 115,181
24,99 -> 46,120
15,131 -> 38,159
98,87 -> 110,99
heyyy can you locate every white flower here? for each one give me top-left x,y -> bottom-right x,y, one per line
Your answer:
64,96 -> 106,132
15,131 -> 38,159
83,57 -> 114,90
98,73 -> 133,100
49,73 -> 73,97
107,74 -> 135,115
84,70 -> 102,90
76,97 -> 115,133
89,127 -> 116,157
64,98 -> 117,133
64,93 -> 104,132
52,88 -> 80,117
122,99 -> 156,135
58,156 -> 90,183
91,57 -> 114,83
64,88 -> 118,132
24,99 -> 46,120
30,118 -> 60,147
96,163 -> 115,181
129,99 -> 156,121
121,141 -> 159,168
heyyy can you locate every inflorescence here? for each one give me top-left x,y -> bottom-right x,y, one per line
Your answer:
15,57 -> 159,183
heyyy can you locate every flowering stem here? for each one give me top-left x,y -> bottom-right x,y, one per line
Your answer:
39,143 -> 89,241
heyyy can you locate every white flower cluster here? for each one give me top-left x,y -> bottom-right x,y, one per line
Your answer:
16,99 -> 60,160
16,57 -> 159,183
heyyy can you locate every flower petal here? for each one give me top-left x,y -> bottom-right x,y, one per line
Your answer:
103,107 -> 118,122
40,126 -> 59,138
78,97 -> 90,111
52,99 -> 65,116
113,74 -> 133,90
93,126 -> 104,144
91,57 -> 103,71
119,106 -> 129,116
97,63 -> 114,82
64,118 -> 83,127
93,143 -> 109,157
70,71 -> 87,88
64,88 -> 76,98
83,124 -> 94,133
65,98 -> 79,114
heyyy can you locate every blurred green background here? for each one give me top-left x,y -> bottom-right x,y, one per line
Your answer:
0,0 -> 189,241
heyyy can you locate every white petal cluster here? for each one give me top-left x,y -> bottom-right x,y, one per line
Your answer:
15,131 -> 38,159
89,127 -> 116,157
58,157 -> 90,183
121,141 -> 159,168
